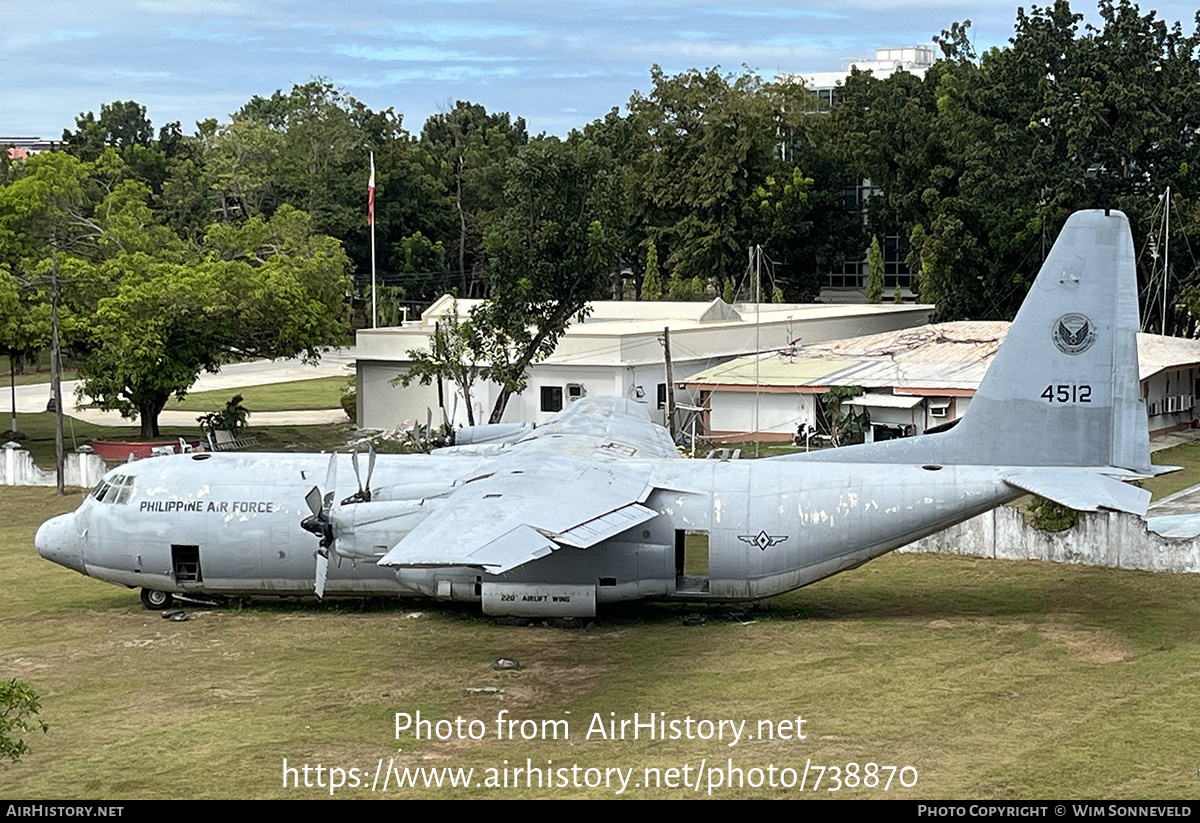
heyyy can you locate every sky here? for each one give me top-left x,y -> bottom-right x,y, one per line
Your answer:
3,1 -> 1199,140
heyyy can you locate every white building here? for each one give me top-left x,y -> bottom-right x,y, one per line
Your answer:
356,296 -> 934,431
684,321 -> 1200,441
778,45 -> 936,107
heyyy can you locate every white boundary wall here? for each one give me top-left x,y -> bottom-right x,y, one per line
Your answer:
2,447 -> 107,489
905,505 -> 1200,574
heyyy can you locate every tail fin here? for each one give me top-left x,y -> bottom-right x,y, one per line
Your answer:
780,209 -> 1150,473
946,209 -> 1149,472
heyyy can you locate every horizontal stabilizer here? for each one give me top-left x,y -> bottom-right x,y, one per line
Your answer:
1004,469 -> 1150,516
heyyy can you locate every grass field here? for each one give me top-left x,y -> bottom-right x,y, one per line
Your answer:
0,355 -> 78,387
3,485 -> 1199,799
165,377 -> 348,413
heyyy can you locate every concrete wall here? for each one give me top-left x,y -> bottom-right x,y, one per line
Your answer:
710,391 -> 816,438
905,505 -> 1200,574
2,447 -> 107,489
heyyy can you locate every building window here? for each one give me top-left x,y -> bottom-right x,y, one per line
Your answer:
657,383 -> 668,409
540,386 -> 563,413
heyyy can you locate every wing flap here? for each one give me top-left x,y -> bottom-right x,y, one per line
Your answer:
1004,469 -> 1150,516
389,524 -> 557,574
555,504 -> 658,548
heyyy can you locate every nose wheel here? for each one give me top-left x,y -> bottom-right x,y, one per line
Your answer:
140,588 -> 174,610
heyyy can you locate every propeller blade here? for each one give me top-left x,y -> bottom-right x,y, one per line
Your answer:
304,486 -> 322,518
315,548 -> 329,600
366,445 -> 376,492
324,451 -> 337,503
352,448 -> 363,496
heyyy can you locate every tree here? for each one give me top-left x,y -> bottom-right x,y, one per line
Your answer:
395,301 -> 484,426
476,136 -> 624,422
865,235 -> 884,303
640,238 -> 662,300
1,679 -> 48,766
833,2 -> 1200,325
77,206 -> 351,437
821,385 -> 869,446
420,102 -> 529,295
62,100 -> 154,161
624,66 -> 831,296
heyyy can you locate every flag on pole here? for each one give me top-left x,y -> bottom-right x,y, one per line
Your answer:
368,152 -> 376,226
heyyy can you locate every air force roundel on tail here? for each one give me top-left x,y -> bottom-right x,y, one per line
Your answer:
1052,312 -> 1096,355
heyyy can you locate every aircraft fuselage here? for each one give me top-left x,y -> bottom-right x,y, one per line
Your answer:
36,450 -> 1019,617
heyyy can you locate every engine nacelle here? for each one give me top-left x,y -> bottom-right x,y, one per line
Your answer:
452,422 -> 534,446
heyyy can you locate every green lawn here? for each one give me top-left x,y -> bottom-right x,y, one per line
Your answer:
0,354 -> 78,386
165,376 -> 349,413
1141,440 -> 1200,500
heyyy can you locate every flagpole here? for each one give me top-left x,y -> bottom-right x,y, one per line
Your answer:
369,151 -> 377,329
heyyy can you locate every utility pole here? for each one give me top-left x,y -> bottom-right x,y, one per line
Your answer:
662,326 -> 676,442
754,245 -> 762,458
8,358 -> 15,436
1163,186 -> 1171,336
50,237 -> 64,495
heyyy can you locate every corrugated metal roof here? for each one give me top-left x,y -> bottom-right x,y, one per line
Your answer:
686,322 -> 1200,391
1137,333 -> 1200,380
686,321 -> 1006,391
683,355 -> 858,387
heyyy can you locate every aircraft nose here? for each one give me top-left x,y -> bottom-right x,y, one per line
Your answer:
36,514 -> 86,575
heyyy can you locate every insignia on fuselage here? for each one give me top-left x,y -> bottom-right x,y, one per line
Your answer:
737,530 -> 788,551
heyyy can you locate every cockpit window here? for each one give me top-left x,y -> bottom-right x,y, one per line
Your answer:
91,474 -> 135,505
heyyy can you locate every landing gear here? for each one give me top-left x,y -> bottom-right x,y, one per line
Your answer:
140,588 -> 173,610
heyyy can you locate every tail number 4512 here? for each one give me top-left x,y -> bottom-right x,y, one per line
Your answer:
1041,384 -> 1092,403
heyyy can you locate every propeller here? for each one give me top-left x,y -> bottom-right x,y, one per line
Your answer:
408,408 -> 436,453
344,442 -> 376,505
300,444 -> 379,599
300,452 -> 338,599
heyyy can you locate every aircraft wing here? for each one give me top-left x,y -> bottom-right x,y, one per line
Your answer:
376,457 -> 656,573
377,397 -> 671,574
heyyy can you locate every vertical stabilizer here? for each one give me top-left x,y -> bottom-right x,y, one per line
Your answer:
948,210 -> 1148,471
777,210 -> 1150,472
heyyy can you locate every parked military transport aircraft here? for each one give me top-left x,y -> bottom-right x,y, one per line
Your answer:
36,210 -> 1158,617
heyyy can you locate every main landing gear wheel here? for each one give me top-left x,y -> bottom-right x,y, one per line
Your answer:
140,588 -> 174,610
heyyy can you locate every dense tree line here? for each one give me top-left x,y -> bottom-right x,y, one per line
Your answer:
4,0 -> 1200,430
833,0 -> 1200,328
